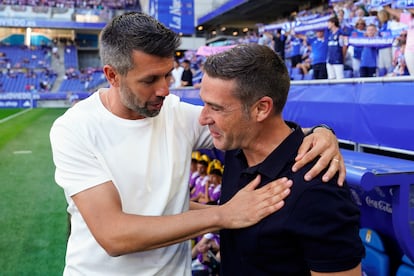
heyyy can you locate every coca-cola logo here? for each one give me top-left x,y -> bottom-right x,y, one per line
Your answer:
365,196 -> 392,214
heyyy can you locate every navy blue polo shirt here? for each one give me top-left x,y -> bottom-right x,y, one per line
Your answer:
219,122 -> 364,276
327,29 -> 345,64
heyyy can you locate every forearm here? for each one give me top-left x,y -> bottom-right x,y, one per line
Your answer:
384,6 -> 401,18
74,176 -> 291,256
72,182 -> 222,256
104,207 -> 223,255
190,200 -> 213,210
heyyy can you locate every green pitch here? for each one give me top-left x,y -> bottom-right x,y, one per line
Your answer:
0,108 -> 69,275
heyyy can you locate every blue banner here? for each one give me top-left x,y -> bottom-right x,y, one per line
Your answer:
394,0 -> 414,8
348,37 -> 394,47
150,0 -> 194,35
0,18 -> 106,30
197,0 -> 247,25
0,99 -> 36,108
370,0 -> 393,7
294,21 -> 328,33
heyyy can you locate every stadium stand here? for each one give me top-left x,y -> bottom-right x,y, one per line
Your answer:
359,228 -> 390,276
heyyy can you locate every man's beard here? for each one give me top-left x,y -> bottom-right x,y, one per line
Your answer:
119,84 -> 164,118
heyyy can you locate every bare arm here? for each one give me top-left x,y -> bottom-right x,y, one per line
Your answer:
384,5 -> 402,18
295,33 -> 307,41
190,200 -> 212,210
311,263 -> 361,275
72,175 -> 292,256
294,127 -> 345,186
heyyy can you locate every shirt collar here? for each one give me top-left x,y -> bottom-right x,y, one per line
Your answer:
234,121 -> 304,179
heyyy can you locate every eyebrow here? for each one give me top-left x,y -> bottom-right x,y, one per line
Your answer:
140,67 -> 174,79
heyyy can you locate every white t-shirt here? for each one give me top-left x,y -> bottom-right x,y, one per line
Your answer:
171,66 -> 184,88
50,89 -> 213,275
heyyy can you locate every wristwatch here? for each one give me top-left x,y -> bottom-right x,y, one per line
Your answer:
308,124 -> 335,135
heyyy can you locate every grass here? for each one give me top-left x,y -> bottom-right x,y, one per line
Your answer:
0,108 -> 69,275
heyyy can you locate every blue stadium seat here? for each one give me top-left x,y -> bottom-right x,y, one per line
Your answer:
396,255 -> 414,276
359,228 -> 390,276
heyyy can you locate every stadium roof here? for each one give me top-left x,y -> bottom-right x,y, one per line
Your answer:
198,0 -> 326,30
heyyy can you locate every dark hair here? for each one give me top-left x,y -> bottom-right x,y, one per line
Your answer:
210,168 -> 223,177
198,160 -> 209,167
99,12 -> 181,75
328,16 -> 339,27
203,44 -> 290,115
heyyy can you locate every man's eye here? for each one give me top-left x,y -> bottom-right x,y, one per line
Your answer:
143,77 -> 156,84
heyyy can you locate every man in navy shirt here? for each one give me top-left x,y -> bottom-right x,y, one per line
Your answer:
296,29 -> 328,79
327,16 -> 347,79
198,44 -> 364,275
181,59 -> 193,87
359,24 -> 379,78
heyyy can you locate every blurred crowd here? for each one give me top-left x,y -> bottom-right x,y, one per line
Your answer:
175,0 -> 413,84
188,151 -> 223,276
251,0 -> 413,79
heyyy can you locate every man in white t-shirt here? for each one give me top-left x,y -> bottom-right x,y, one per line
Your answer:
50,12 -> 345,276
171,59 -> 184,88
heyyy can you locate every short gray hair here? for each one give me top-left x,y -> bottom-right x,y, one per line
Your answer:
99,12 -> 181,75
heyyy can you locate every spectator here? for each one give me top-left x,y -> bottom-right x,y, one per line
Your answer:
377,9 -> 393,76
273,29 -> 287,60
295,42 -> 312,75
191,233 -> 221,276
296,29 -> 328,79
288,34 -> 303,68
189,150 -> 202,189
390,32 -> 409,76
258,31 -> 274,50
190,154 -> 210,202
360,24 -> 379,77
327,16 -> 347,79
350,18 -> 366,77
193,61 -> 205,89
198,160 -> 223,205
181,59 -> 193,87
384,5 -> 414,76
171,59 -> 184,88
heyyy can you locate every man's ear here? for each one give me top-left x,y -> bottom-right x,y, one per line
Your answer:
103,65 -> 120,87
253,96 -> 273,122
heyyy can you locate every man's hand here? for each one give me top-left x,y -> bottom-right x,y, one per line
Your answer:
293,127 -> 345,186
218,175 -> 292,229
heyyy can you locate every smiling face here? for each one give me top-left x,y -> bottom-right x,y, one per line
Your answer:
198,73 -> 255,151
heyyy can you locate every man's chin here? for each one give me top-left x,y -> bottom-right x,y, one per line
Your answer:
135,109 -> 160,118
213,140 -> 227,151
